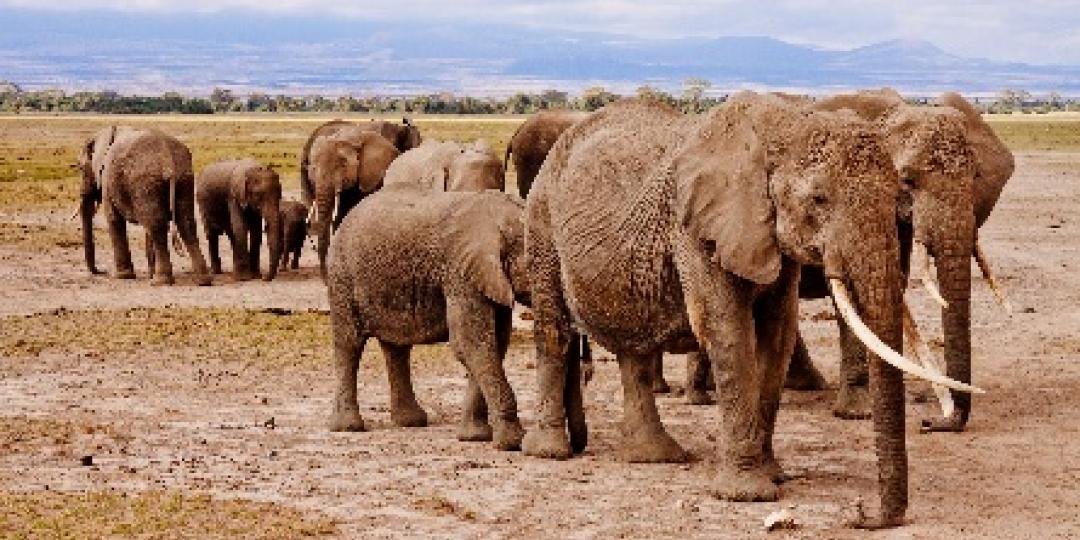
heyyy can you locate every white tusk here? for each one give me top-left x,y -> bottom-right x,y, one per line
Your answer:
912,241 -> 948,309
829,278 -> 983,394
902,299 -> 955,417
974,238 -> 1013,313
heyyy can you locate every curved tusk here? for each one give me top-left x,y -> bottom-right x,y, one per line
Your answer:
912,241 -> 948,309
829,278 -> 983,394
902,299 -> 955,417
974,238 -> 1013,313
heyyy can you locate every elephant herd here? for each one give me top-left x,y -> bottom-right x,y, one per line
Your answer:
76,88 -> 1014,529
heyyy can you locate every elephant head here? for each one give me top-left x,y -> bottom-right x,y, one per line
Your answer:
675,92 -> 980,525
307,130 -> 400,233
232,161 -> 283,281
448,141 -> 506,192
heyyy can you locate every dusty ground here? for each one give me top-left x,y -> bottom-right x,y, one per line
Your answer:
1,117 -> 1078,537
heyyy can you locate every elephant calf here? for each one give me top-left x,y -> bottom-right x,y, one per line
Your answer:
196,159 -> 283,281
327,185 -> 530,451
278,199 -> 309,271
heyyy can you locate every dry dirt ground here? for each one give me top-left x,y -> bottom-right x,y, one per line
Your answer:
1,146 -> 1078,537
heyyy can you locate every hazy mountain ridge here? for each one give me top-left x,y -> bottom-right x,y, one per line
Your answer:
2,9 -> 1078,96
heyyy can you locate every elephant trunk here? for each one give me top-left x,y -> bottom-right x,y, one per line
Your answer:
932,223 -> 974,427
830,223 -> 908,526
80,194 -> 99,274
263,205 -> 283,281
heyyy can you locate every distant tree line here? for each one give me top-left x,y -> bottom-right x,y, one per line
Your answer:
1,80 -> 1076,115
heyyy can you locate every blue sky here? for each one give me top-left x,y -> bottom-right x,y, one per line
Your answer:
2,0 -> 1078,65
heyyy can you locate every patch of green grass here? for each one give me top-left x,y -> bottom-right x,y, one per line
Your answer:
986,119 -> 1080,151
0,307 -> 463,374
0,490 -> 337,539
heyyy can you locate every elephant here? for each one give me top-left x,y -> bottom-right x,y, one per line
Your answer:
326,184 -> 530,451
505,109 -> 590,199
196,158 -> 283,282
77,126 -> 211,286
300,118 -> 420,194
521,94 -> 980,528
384,140 -> 505,192
302,126 -> 401,278
764,89 -> 1011,430
278,199 -> 309,271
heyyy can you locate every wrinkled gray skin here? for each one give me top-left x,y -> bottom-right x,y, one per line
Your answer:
505,109 -> 590,199
327,185 -> 531,450
278,199 -> 309,271
384,140 -> 505,192
196,159 -> 283,282
303,126 -> 401,279
524,95 -> 911,528
803,90 -> 1013,430
78,126 -> 211,286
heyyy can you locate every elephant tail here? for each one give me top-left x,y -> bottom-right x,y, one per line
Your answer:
167,175 -> 188,258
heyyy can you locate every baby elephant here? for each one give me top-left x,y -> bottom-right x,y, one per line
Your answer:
278,199 -> 309,271
327,185 -> 530,450
197,159 -> 284,281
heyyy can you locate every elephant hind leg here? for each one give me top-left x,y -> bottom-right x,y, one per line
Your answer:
148,222 -> 174,286
685,350 -> 714,405
144,229 -> 156,280
458,375 -> 493,442
106,209 -> 135,279
328,293 -> 368,432
651,354 -> 672,393
380,341 -> 428,428
617,351 -> 688,463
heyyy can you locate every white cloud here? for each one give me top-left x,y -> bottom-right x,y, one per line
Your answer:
1,0 -> 1077,64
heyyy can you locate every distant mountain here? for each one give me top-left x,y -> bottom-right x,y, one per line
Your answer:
2,8 -> 1078,96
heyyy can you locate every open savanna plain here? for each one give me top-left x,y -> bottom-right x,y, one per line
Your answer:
0,113 -> 1077,538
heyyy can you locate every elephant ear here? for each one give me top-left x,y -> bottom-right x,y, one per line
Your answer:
230,164 -> 252,208
672,104 -> 781,285
337,143 -> 362,193
446,202 -> 515,306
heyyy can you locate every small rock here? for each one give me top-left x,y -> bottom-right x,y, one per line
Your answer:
675,498 -> 698,512
80,455 -> 93,467
1022,306 -> 1036,314
263,417 -> 276,429
763,507 -> 798,531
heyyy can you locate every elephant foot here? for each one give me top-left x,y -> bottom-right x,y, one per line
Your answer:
493,421 -> 525,451
522,427 -> 573,460
328,409 -> 365,432
234,272 -> 255,282
88,267 -> 106,276
920,410 -> 968,433
151,274 -> 175,286
848,509 -> 905,530
390,405 -> 429,428
194,273 -> 212,287
115,269 -> 136,280
784,360 -> 829,391
762,455 -> 789,484
620,428 -> 689,463
652,377 -> 672,394
456,420 -> 493,442
712,464 -> 780,502
832,384 -> 872,420
686,389 -> 714,406
261,274 -> 275,282
211,266 -> 223,275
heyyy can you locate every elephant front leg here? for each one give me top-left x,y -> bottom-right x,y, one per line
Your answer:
228,205 -> 254,281
328,297 -> 367,432
106,210 -> 135,279
685,350 -> 714,405
448,297 -> 523,451
246,213 -> 263,279
651,354 -> 672,394
457,375 -> 493,442
144,229 -> 156,280
617,351 -> 688,463
379,341 -> 428,428
755,261 -> 801,484
784,331 -> 829,391
207,229 -> 223,275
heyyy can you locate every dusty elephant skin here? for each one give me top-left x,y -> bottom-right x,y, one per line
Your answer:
521,93 -> 948,527
384,139 -> 505,192
78,126 -> 212,286
196,158 -> 284,282
505,109 -> 590,199
776,89 -> 1015,430
301,125 -> 400,279
278,199 -> 309,271
326,185 -> 531,451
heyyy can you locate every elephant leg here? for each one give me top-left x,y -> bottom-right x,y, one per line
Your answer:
144,229 -> 155,280
148,222 -> 174,286
173,189 -> 210,286
229,207 -> 253,281
448,297 -> 523,451
207,229 -> 223,275
685,349 -> 714,405
291,248 -> 300,270
246,212 -> 262,278
458,375 -> 492,442
106,210 -> 135,279
617,351 -> 688,463
832,307 -> 872,419
565,329 -> 587,453
379,341 -> 428,428
784,331 -> 829,391
651,354 -> 671,394
328,294 -> 368,432
754,267 -> 800,485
